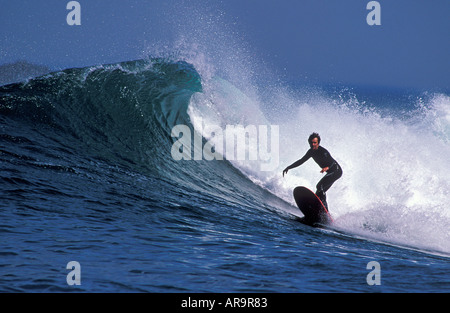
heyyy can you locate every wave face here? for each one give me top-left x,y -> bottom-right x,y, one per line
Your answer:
1,55 -> 450,292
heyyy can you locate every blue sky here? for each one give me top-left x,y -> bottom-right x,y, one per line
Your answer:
1,0 -> 449,90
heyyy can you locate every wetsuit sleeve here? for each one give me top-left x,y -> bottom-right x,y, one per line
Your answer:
285,149 -> 311,171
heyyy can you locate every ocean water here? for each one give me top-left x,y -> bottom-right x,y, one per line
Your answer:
1,55 -> 449,293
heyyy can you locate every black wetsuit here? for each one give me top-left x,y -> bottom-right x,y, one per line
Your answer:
286,146 -> 342,210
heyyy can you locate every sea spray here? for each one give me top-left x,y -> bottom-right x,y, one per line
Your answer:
184,55 -> 450,254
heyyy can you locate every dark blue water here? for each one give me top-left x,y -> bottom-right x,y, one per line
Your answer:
1,58 -> 449,293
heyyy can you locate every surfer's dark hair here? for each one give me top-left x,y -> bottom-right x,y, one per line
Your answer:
308,132 -> 321,147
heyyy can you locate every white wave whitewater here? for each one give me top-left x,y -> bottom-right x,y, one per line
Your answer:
179,44 -> 450,255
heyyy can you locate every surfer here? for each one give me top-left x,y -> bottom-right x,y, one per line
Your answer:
282,133 -> 342,210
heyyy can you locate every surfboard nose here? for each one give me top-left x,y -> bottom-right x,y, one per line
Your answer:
293,186 -> 333,226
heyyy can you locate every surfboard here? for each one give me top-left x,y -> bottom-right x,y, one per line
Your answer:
293,186 -> 333,226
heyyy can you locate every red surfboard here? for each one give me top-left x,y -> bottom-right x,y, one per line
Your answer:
293,186 -> 333,226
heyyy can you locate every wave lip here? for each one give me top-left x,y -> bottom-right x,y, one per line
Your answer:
0,58 -> 202,173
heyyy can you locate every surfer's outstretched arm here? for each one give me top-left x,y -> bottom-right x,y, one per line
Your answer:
282,152 -> 311,177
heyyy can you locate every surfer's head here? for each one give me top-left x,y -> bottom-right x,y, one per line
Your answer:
308,132 -> 321,150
